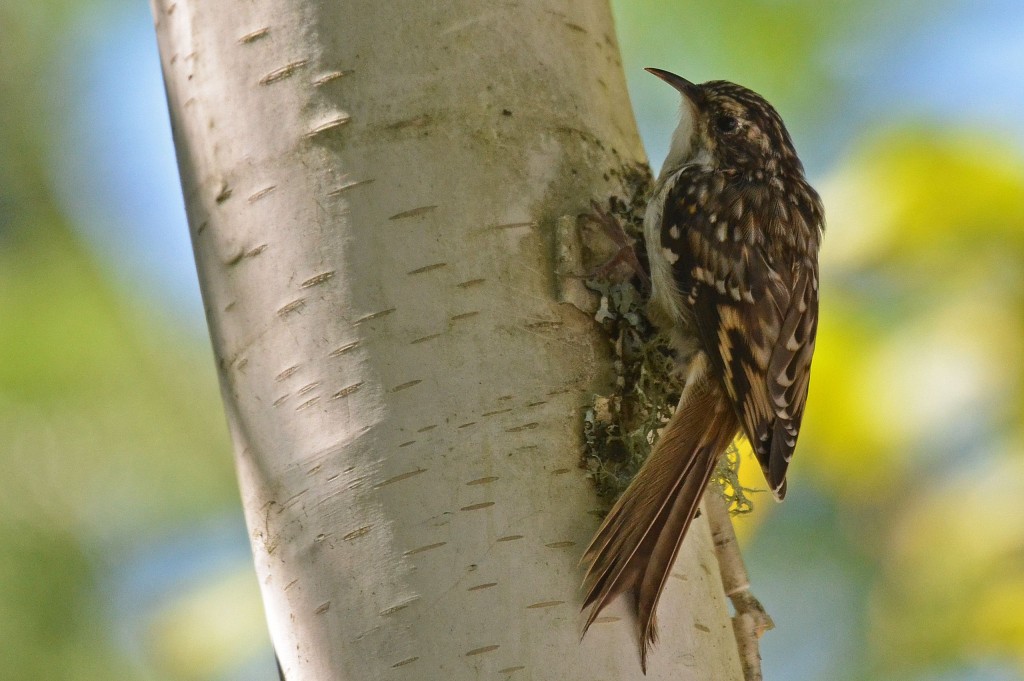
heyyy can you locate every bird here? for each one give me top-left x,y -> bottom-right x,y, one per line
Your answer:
580,68 -> 824,672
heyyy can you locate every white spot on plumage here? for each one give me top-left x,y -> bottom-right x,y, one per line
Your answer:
669,224 -> 680,239
662,247 -> 679,265
715,223 -> 727,242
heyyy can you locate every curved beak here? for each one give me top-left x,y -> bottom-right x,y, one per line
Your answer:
645,67 -> 702,106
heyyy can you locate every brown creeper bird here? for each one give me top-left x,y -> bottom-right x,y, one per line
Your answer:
581,69 -> 824,671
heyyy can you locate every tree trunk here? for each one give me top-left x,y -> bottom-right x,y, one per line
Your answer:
151,1 -> 744,679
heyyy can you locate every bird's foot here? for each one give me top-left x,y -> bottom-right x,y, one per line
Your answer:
582,200 -> 650,289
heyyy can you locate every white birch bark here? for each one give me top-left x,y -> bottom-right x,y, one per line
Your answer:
152,1 -> 744,679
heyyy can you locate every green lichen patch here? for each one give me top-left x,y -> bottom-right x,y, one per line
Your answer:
713,441 -> 758,516
582,277 -> 680,503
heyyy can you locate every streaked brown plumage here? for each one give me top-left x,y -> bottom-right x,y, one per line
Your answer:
581,69 -> 824,671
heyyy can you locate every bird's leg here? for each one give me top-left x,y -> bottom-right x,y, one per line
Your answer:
583,200 -> 650,288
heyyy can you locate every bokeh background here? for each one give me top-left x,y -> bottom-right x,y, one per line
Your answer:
2,1 -> 1023,679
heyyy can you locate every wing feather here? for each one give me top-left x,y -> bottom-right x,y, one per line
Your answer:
659,167 -> 820,497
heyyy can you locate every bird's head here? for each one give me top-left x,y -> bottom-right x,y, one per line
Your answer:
648,68 -> 804,181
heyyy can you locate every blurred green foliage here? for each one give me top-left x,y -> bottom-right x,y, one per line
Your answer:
807,129 -> 1024,676
0,206 -> 245,678
1,5 -> 247,679
2,0 -> 1022,680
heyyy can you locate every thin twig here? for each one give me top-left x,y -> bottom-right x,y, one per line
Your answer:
705,491 -> 774,681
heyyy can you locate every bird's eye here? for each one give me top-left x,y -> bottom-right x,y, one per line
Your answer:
715,114 -> 738,134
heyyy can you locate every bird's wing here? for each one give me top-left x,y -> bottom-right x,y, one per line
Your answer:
660,168 -> 819,496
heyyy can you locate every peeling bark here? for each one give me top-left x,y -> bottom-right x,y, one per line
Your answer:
152,1 -> 744,679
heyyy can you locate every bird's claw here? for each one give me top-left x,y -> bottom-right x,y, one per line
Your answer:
583,200 -> 650,288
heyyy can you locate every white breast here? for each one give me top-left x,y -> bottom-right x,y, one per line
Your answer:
644,169 -> 685,325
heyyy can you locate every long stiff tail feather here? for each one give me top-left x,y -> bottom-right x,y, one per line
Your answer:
580,372 -> 739,672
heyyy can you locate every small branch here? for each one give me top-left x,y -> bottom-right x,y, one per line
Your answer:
706,492 -> 774,681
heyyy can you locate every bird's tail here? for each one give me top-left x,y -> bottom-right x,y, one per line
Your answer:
580,371 -> 738,671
